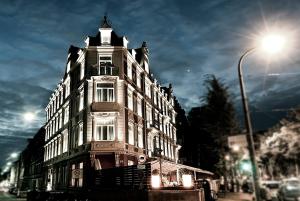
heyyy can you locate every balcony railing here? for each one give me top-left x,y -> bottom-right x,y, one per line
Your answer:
98,64 -> 119,76
91,102 -> 120,112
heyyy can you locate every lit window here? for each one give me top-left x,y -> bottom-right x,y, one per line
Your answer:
144,61 -> 149,73
65,80 -> 70,98
59,112 -> 62,129
128,123 -> 134,145
71,163 -> 83,187
78,123 -> 83,146
138,128 -> 143,148
80,61 -> 85,80
64,106 -> 69,124
137,99 -> 142,116
137,74 -> 141,88
146,107 -> 152,128
62,130 -> 68,153
96,83 -> 114,102
128,160 -> 134,166
98,56 -> 113,75
127,63 -> 132,79
128,90 -> 133,110
153,91 -> 157,105
96,119 -> 115,141
145,82 -> 151,98
79,90 -> 84,111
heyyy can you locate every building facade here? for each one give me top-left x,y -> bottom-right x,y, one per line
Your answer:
43,17 -> 179,191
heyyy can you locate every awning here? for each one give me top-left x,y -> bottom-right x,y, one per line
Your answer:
150,159 -> 214,176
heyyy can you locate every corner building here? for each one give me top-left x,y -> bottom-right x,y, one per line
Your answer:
43,17 -> 179,191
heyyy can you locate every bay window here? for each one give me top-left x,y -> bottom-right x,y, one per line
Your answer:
95,119 -> 115,141
96,83 -> 114,102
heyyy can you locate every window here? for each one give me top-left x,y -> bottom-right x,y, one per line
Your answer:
63,131 -> 68,153
96,83 -> 114,102
79,90 -> 84,111
59,112 -> 62,129
144,61 -> 149,73
137,99 -> 142,116
137,73 -> 141,88
60,91 -> 64,104
71,162 -> 83,187
78,123 -> 83,146
64,106 -> 69,124
57,95 -> 60,109
98,56 -> 113,75
128,123 -> 134,145
138,128 -> 143,148
128,160 -> 134,166
153,91 -> 157,105
127,90 -> 133,110
145,81 -> 151,98
65,80 -> 70,98
95,119 -> 114,141
58,137 -> 62,156
127,63 -> 132,79
80,61 -> 85,80
146,107 -> 152,128
55,116 -> 59,132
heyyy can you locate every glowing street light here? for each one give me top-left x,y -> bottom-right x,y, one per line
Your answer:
232,144 -> 240,152
261,34 -> 286,54
238,32 -> 285,201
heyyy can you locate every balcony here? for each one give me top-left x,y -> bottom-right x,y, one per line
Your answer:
91,102 -> 120,112
91,141 -> 124,151
98,64 -> 119,76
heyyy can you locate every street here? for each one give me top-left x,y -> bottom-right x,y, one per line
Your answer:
218,192 -> 253,201
0,189 -> 26,201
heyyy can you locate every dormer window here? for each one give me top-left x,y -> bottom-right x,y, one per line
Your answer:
99,29 -> 112,45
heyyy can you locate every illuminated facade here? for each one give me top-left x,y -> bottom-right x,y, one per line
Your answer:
43,17 -> 179,190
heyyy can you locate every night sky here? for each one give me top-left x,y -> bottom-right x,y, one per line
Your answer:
1,0 -> 300,168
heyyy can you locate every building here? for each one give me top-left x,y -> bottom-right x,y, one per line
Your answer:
9,127 -> 45,196
43,16 -> 179,191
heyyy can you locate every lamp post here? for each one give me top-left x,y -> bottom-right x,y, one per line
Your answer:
238,33 -> 286,201
238,47 -> 261,201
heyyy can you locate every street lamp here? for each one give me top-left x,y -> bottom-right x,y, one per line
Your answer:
238,33 -> 285,201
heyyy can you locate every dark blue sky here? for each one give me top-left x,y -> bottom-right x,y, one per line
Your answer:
1,0 -> 300,168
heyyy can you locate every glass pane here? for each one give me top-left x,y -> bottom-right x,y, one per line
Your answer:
103,126 -> 107,140
109,89 -> 114,101
100,67 -> 105,75
108,126 -> 114,140
96,126 -> 101,140
97,83 -> 113,88
103,89 -> 107,102
97,89 -> 102,101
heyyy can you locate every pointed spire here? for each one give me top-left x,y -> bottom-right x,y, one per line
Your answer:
100,14 -> 112,28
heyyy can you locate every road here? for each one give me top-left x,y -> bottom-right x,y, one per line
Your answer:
0,189 -> 26,201
218,192 -> 253,201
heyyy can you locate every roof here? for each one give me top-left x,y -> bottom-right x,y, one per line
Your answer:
100,15 -> 112,28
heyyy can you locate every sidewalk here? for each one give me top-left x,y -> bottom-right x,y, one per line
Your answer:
218,192 -> 253,201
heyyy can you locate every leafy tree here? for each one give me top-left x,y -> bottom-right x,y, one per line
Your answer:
174,97 -> 190,164
188,75 -> 239,175
259,111 -> 300,178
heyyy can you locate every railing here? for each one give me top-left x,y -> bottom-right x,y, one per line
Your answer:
98,64 -> 119,76
93,164 -> 151,189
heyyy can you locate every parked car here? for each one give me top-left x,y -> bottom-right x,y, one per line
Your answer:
261,180 -> 281,200
277,178 -> 300,201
